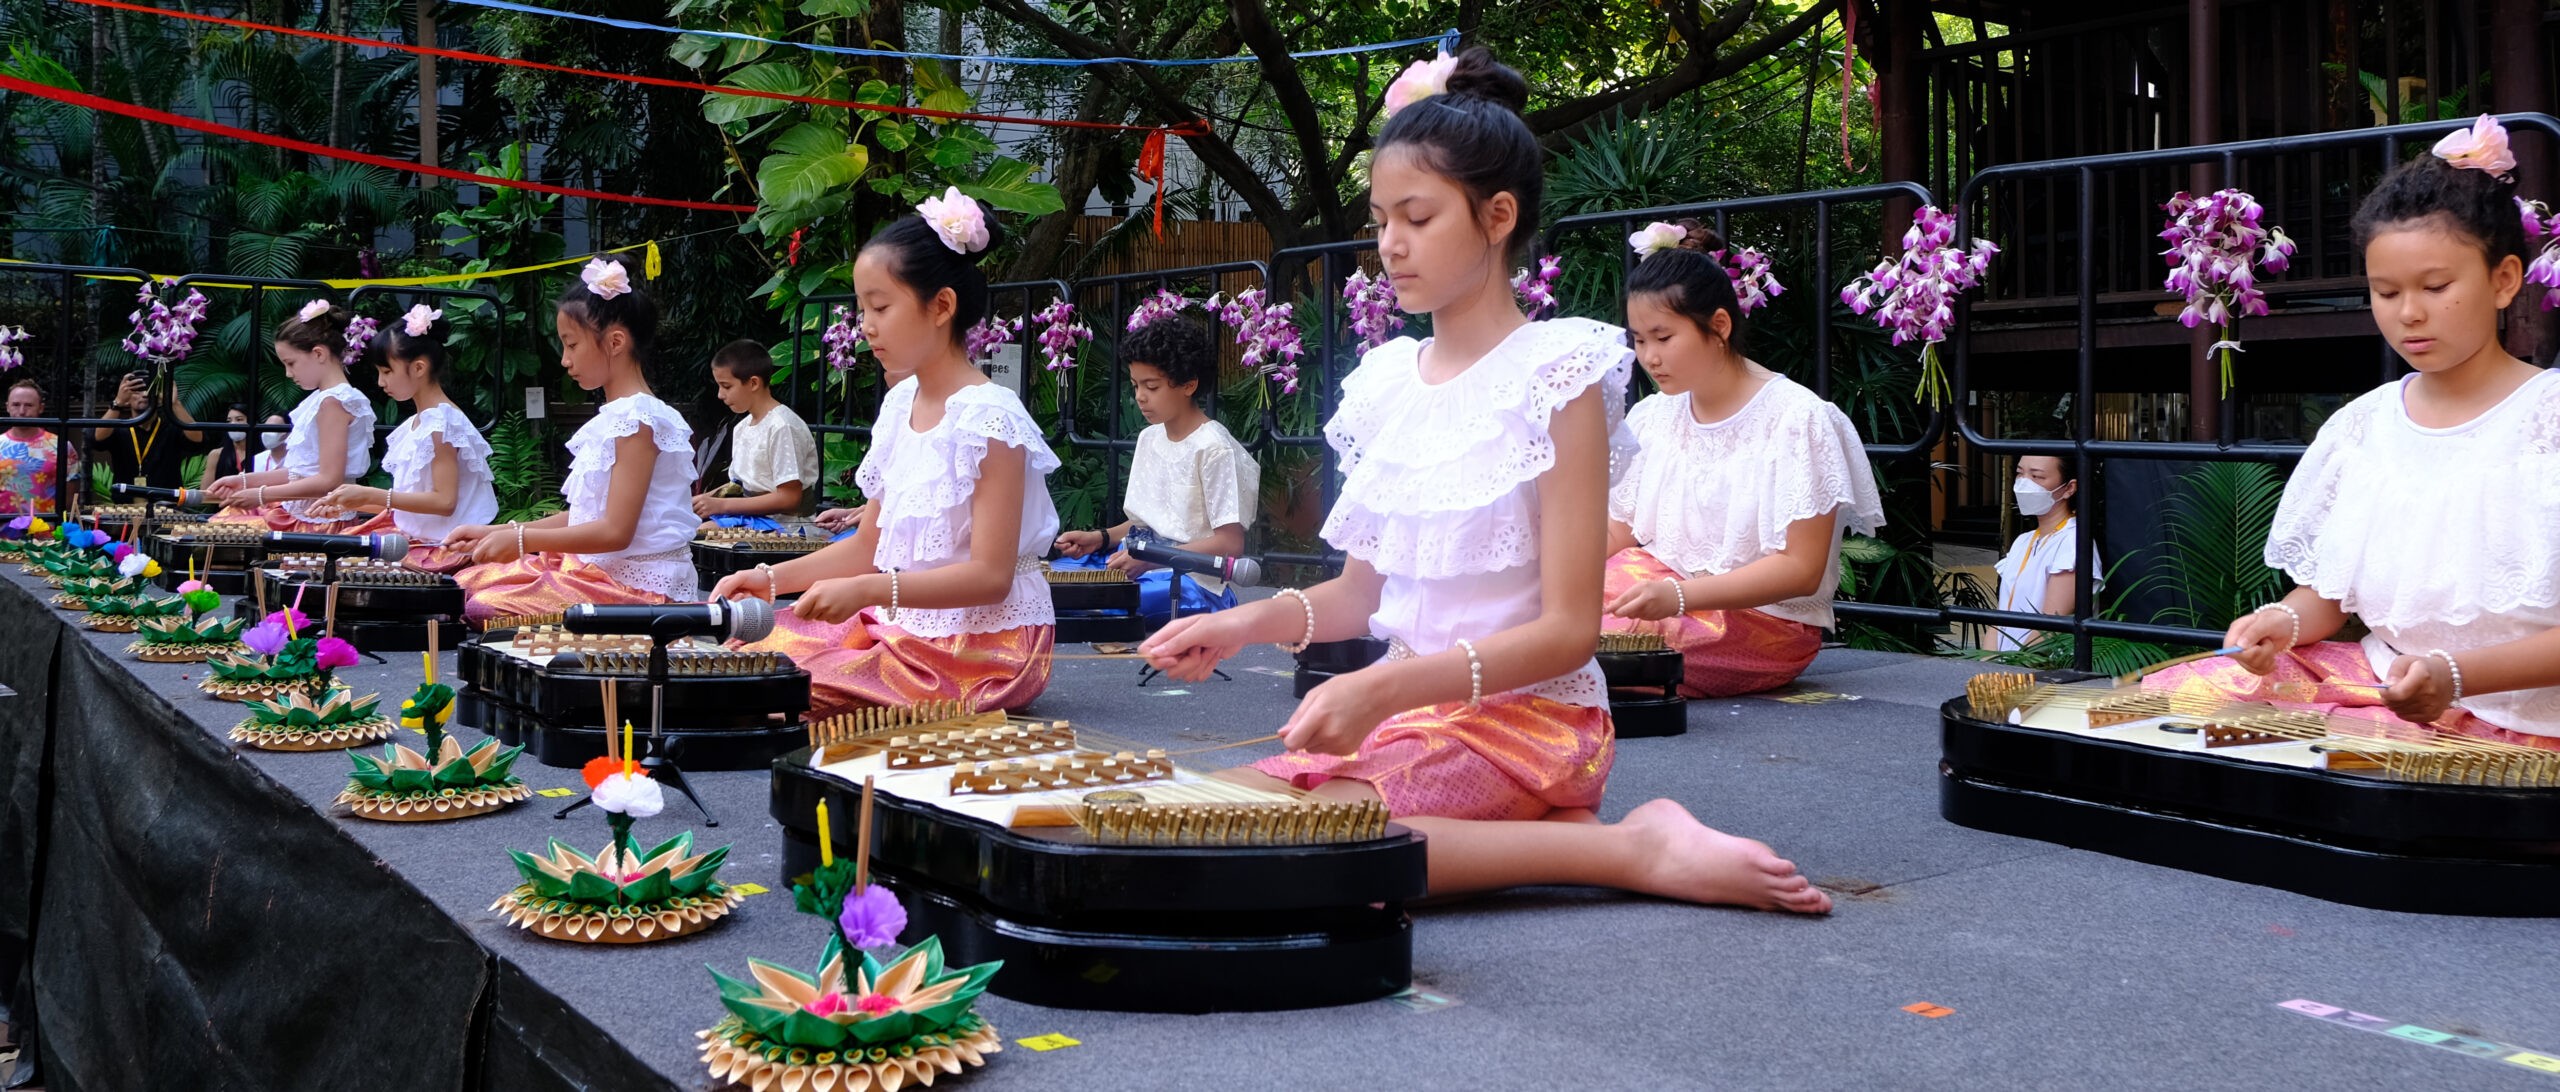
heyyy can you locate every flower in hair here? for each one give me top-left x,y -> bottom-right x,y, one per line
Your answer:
917,187 -> 991,255
401,304 -> 443,338
1627,222 -> 1688,260
295,299 -> 333,324
581,258 -> 633,300
1383,50 -> 1458,118
1126,289 -> 1193,333
341,316 -> 379,359
2431,114 -> 2516,177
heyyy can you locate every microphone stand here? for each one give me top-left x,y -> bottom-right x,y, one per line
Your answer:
552,630 -> 718,825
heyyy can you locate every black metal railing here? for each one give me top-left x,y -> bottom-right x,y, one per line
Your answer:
0,262 -> 167,513
1062,261 -> 1270,550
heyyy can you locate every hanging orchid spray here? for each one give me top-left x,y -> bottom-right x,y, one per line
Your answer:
1340,270 -> 1404,354
1840,205 -> 1997,408
2517,198 -> 2560,310
2159,188 -> 2295,397
120,282 -> 213,366
821,306 -> 866,372
1028,300 -> 1091,371
1511,255 -> 1564,320
1207,288 -> 1304,397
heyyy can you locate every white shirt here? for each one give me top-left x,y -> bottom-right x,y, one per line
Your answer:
280,383 -> 375,522
1993,518 -> 2099,651
1322,318 -> 1639,708
1607,378 -> 1886,629
252,449 -> 282,474
2268,368 -> 2560,736
857,378 -> 1062,638
1123,418 -> 1258,593
563,394 -> 699,601
378,403 -> 498,546
729,402 -> 820,497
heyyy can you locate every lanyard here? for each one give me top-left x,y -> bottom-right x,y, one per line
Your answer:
127,414 -> 162,466
2003,518 -> 2072,613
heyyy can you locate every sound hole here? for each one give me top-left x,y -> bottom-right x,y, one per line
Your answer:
2159,721 -> 2204,735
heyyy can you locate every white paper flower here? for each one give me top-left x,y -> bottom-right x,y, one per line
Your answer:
591,770 -> 664,818
1627,221 -> 1687,259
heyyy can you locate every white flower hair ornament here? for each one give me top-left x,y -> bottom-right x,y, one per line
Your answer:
401,305 -> 444,338
294,299 -> 334,324
2432,114 -> 2518,178
580,258 -> 633,300
1627,221 -> 1688,260
917,187 -> 991,256
1383,50 -> 1459,118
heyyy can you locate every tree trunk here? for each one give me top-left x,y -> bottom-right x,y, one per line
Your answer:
330,0 -> 348,148
417,0 -> 439,188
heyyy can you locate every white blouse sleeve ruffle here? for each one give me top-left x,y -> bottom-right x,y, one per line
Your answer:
1610,380 -> 1884,579
1320,317 -> 1636,578
871,383 -> 1061,570
286,383 -> 378,478
562,394 -> 693,515
2265,379 -> 2560,631
378,404 -> 492,490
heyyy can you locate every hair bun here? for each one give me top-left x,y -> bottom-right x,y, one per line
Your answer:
1675,218 -> 1723,254
1443,46 -> 1529,116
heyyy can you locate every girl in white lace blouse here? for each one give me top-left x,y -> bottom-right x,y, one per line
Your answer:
1141,47 -> 1830,912
206,300 -> 376,531
1052,311 -> 1260,624
1603,219 -> 1885,697
2147,116 -> 2560,747
712,194 -> 1061,718
447,259 -> 702,619
308,305 -> 497,573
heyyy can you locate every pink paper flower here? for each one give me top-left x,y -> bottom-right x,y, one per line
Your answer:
855,993 -> 899,1017
265,606 -> 311,633
805,991 -> 851,1018
917,187 -> 990,255
580,258 -> 632,300
401,305 -> 443,338
2431,114 -> 2517,176
295,299 -> 333,324
1383,50 -> 1458,118
314,636 -> 359,670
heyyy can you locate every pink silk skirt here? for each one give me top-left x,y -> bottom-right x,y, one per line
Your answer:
739,606 -> 1054,720
339,509 -> 474,573
1603,546 -> 1823,698
2142,640 -> 2560,751
209,505 -> 357,536
456,553 -> 669,625
1252,692 -> 1616,821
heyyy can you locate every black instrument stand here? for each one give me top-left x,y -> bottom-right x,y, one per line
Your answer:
551,636 -> 719,826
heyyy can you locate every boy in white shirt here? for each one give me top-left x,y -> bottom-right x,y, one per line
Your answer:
694,339 -> 820,531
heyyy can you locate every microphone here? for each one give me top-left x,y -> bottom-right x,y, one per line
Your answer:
1122,538 -> 1263,587
111,483 -> 212,506
263,530 -> 410,560
563,599 -> 776,644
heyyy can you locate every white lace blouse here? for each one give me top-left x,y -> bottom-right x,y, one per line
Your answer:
2267,368 -> 2560,736
857,378 -> 1062,638
1608,377 -> 1887,629
377,404 -> 497,545
563,394 -> 700,602
1321,318 -> 1638,708
730,403 -> 820,496
280,383 -> 375,522
1122,418 -> 1258,593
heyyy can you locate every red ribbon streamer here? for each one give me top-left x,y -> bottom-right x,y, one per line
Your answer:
1136,121 -> 1211,239
0,72 -> 758,212
59,0 -> 1178,136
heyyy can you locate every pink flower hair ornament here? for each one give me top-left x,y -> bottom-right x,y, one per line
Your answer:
2432,114 -> 2518,178
580,258 -> 633,300
401,305 -> 443,338
1383,50 -> 1458,118
917,187 -> 991,256
295,299 -> 333,324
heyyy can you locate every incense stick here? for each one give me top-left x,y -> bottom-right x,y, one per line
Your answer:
854,775 -> 876,892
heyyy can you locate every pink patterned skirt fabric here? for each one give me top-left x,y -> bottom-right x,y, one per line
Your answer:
2142,640 -> 2560,751
339,508 -> 474,573
1603,546 -> 1822,698
1251,692 -> 1616,821
455,553 -> 670,624
739,606 -> 1054,720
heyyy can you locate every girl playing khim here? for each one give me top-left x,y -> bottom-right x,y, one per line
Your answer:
445,260 -> 701,620
694,339 -> 821,531
1602,220 -> 1885,698
711,191 -> 1060,719
307,305 -> 498,573
1991,454 -> 2098,652
2146,115 -> 2560,747
1141,49 -> 1829,911
205,300 -> 377,530
1052,309 -> 1260,624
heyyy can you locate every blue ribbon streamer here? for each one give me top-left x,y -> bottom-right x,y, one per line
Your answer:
439,0 -> 1457,68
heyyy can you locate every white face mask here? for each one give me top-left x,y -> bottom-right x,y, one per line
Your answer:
261,430 -> 287,450
2013,478 -> 2059,517
228,429 -> 248,444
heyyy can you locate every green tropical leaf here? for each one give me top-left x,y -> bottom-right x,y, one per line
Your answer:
910,59 -> 972,115
703,63 -> 812,126
756,131 -> 869,210
954,159 -> 1064,217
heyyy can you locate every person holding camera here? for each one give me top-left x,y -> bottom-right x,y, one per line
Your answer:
91,370 -> 205,491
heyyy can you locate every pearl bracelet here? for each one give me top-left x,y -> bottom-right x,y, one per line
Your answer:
2255,602 -> 2301,650
1276,588 -> 1315,654
757,562 -> 778,599
2426,648 -> 2465,702
1663,578 -> 1687,616
886,569 -> 901,621
1454,637 -> 1483,709
513,521 -> 527,559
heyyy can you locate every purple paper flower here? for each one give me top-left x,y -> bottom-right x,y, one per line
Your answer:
266,606 -> 312,633
1510,255 -> 1564,320
2159,188 -> 2294,396
0,326 -> 28,372
1126,289 -> 1193,333
1713,246 -> 1786,314
821,306 -> 866,372
1028,300 -> 1091,371
1341,270 -> 1404,353
1208,289 -> 1304,395
1840,205 -> 1998,407
963,316 -> 1020,364
314,636 -> 359,670
242,622 -> 288,657
837,882 -> 908,949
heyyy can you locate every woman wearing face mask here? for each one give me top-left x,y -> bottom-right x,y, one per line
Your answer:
252,414 -> 288,473
201,403 -> 255,490
1991,454 -> 2098,652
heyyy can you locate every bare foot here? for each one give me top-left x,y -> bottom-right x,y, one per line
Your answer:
1620,798 -> 1833,914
